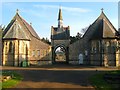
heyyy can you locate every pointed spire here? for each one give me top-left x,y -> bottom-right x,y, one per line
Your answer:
58,7 -> 63,28
58,7 -> 63,20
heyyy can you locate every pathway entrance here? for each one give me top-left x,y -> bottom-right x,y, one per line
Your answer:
51,7 -> 70,64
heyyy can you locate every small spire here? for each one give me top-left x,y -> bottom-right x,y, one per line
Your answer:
16,9 -> 19,14
58,7 -> 63,20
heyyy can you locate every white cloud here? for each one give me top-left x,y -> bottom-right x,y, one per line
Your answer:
62,6 -> 91,13
33,4 -> 58,9
33,4 -> 91,13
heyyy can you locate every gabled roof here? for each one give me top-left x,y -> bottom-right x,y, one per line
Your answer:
83,11 -> 118,40
21,18 -> 40,39
3,21 -> 29,40
51,26 -> 70,40
3,12 -> 40,40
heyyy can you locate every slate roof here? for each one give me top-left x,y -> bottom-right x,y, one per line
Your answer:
21,18 -> 40,39
83,11 -> 119,40
51,26 -> 70,40
3,12 -> 40,40
3,23 -> 29,40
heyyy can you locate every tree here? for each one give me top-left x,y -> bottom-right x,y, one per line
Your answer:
76,32 -> 82,39
81,26 -> 89,34
41,37 -> 51,45
0,24 -> 5,30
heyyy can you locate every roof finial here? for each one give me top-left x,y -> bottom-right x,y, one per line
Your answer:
30,22 -> 32,26
101,8 -> 104,12
16,9 -> 19,14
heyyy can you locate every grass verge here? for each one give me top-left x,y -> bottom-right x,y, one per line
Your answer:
90,70 -> 120,90
1,71 -> 23,89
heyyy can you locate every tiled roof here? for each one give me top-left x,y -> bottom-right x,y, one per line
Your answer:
3,13 -> 40,40
3,22 -> 29,40
83,11 -> 119,39
21,18 -> 40,39
51,26 -> 70,40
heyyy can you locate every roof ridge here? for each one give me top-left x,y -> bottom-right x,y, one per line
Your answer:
82,11 -> 117,39
99,11 -> 117,32
17,13 -> 50,46
16,13 -> 41,40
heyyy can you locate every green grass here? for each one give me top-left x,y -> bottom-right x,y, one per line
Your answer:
90,70 -> 120,90
1,71 -> 23,89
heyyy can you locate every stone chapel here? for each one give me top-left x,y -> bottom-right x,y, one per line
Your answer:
2,10 -> 51,66
1,8 -> 120,67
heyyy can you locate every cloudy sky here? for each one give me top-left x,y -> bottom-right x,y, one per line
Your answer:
2,2 -> 118,39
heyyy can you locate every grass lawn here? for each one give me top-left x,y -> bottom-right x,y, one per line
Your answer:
0,71 -> 23,89
90,70 -> 120,90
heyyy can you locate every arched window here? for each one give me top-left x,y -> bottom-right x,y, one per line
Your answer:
32,50 -> 35,57
37,50 -> 40,56
5,42 -> 8,54
9,42 -> 13,53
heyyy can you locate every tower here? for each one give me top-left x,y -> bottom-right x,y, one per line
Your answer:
51,7 -> 70,64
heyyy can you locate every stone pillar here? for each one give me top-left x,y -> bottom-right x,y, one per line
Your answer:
18,40 -> 19,66
66,47 -> 69,64
116,49 -> 120,67
52,47 -> 55,64
100,40 -> 104,66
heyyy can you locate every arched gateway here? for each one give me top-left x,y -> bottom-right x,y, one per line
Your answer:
51,8 -> 70,64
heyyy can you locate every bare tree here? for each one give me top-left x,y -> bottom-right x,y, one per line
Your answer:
81,26 -> 89,34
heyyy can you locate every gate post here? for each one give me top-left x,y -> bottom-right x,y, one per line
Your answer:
66,47 -> 69,64
52,47 -> 55,64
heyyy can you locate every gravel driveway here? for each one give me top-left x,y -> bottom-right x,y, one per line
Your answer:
2,65 -> 118,89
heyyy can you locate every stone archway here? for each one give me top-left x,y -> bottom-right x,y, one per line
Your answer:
52,45 -> 69,64
51,8 -> 70,64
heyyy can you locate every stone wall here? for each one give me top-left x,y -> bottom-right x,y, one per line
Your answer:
0,29 -> 2,65
29,36 -> 51,65
69,39 -> 85,64
2,40 -> 30,66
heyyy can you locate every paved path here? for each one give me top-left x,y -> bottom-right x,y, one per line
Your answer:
2,65 -> 119,89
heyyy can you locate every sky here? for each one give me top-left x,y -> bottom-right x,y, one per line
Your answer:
1,2 -> 118,40
118,1 -> 120,28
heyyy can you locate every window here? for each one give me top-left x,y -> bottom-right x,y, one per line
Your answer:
46,50 -> 48,56
9,42 -> 13,53
85,50 -> 88,56
37,50 -> 40,56
32,50 -> 35,56
91,41 -> 97,53
5,42 -> 7,53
